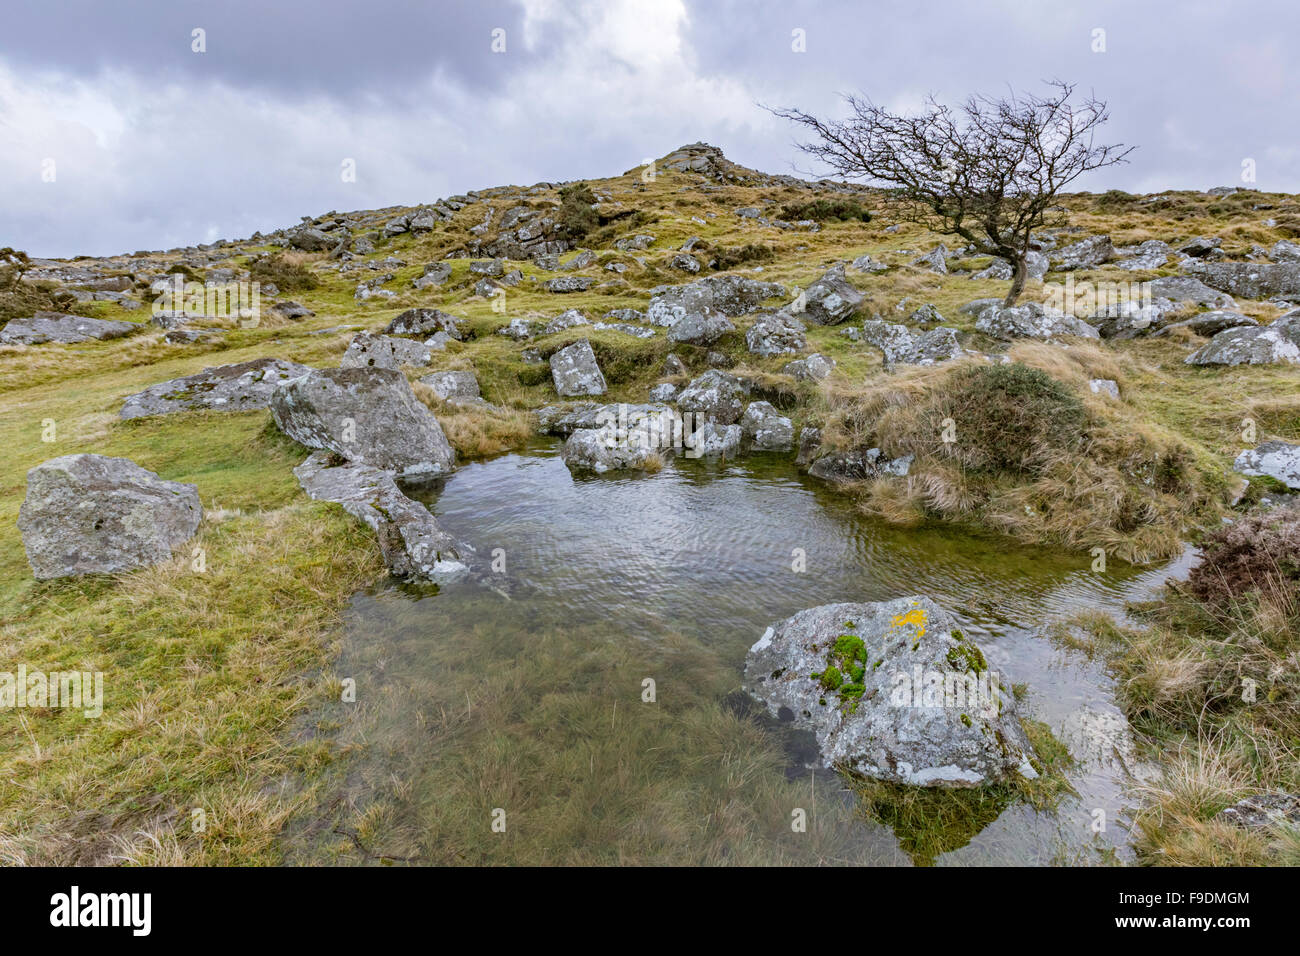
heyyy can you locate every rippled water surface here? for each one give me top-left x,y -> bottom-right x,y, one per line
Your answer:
290,440 -> 1189,865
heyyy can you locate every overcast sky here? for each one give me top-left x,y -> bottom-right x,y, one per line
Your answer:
1,0 -> 1296,258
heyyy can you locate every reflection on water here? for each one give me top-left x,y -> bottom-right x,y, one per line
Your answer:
287,440 -> 1182,865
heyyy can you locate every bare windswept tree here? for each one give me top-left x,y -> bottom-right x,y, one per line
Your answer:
769,81 -> 1134,306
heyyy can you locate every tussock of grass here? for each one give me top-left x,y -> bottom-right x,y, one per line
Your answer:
821,348 -> 1224,563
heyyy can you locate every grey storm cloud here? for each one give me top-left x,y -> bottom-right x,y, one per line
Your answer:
1,0 -> 1297,258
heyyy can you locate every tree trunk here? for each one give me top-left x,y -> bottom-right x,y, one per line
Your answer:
1002,255 -> 1028,307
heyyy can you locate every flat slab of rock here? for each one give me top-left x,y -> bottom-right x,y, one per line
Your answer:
1186,261 -> 1300,300
743,597 -> 1038,787
120,358 -> 312,419
1234,440 -> 1300,489
666,308 -> 735,345
549,339 -> 607,396
19,454 -> 202,579
293,451 -> 468,581
270,366 -> 455,479
340,331 -> 432,370
1,311 -> 136,345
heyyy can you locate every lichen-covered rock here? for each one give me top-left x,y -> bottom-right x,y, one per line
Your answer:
542,309 -> 589,335
861,321 -> 962,365
807,447 -> 912,482
799,263 -> 863,325
270,366 -> 455,479
549,339 -> 607,396
0,311 -> 136,345
560,404 -> 677,474
1185,323 -> 1300,366
120,358 -> 313,419
1088,379 -> 1120,399
1087,299 -> 1176,339
646,274 -> 786,327
1215,792 -> 1300,829
1185,261 -> 1300,299
545,276 -> 594,293
383,308 -> 462,340
1147,276 -> 1236,309
1234,440 -> 1300,489
685,420 -> 742,457
675,369 -> 748,424
18,454 -> 202,579
293,451 -> 469,581
419,369 -> 481,404
976,303 -> 1100,340
1114,239 -> 1171,271
1052,235 -> 1114,270
340,331 -> 432,370
667,308 -> 735,346
781,353 -> 836,381
743,597 -> 1038,787
745,310 -> 806,356
1154,310 -> 1257,338
740,401 -> 794,451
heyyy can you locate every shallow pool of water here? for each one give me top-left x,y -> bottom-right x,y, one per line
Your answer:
288,440 -> 1188,865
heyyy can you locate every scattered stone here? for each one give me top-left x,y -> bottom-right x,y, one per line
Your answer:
1154,310 -> 1257,338
1234,441 -> 1300,489
808,447 -> 912,482
742,597 -> 1038,786
1216,792 -> 1300,830
18,454 -> 202,579
545,276 -> 594,293
1180,236 -> 1223,258
119,358 -> 312,419
798,263 -> 863,325
384,308 -> 462,340
913,245 -> 948,274
646,274 -> 785,327
341,331 -> 432,370
782,353 -> 836,381
851,254 -> 887,274
1053,235 -> 1114,270
549,339 -> 607,396
1185,261 -> 1300,300
663,353 -> 688,377
293,451 -> 469,582
908,303 -> 945,326
497,318 -> 535,340
1269,240 -> 1300,264
675,369 -> 748,424
1114,239 -> 1172,271
667,308 -> 735,346
669,253 -> 701,273
1185,323 -> 1300,366
269,301 -> 314,320
543,309 -> 590,335
419,369 -> 481,404
745,310 -> 806,356
740,401 -> 794,451
560,404 -> 677,474
976,302 -> 1100,340
163,327 -> 223,345
685,421 -> 742,457
1088,379 -> 1120,399
412,262 -> 452,289
0,311 -> 136,345
270,367 -> 456,479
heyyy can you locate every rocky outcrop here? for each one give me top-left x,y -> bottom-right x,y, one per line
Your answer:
666,308 -> 735,346
1147,276 -> 1236,309
1185,261 -> 1300,300
0,311 -> 136,345
781,353 -> 835,381
1234,441 -> 1300,489
798,264 -> 863,325
646,274 -> 786,327
745,310 -> 806,356
549,339 -> 607,396
975,303 -> 1100,340
119,358 -> 313,419
18,454 -> 202,579
270,367 -> 456,479
292,451 -> 469,581
861,320 -> 961,365
807,447 -> 912,482
383,308 -> 462,340
340,331 -> 432,370
1185,322 -> 1300,366
1052,235 -> 1114,270
675,369 -> 748,424
419,369 -> 482,405
740,401 -> 794,451
743,597 -> 1038,787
